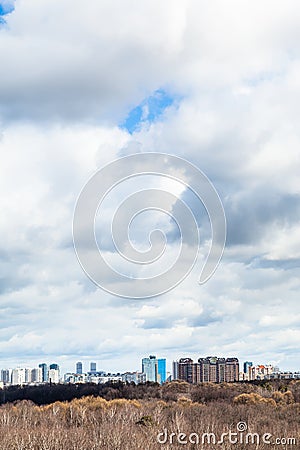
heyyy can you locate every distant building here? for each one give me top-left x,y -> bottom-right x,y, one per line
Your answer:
88,373 -> 122,384
25,368 -> 32,383
141,356 -> 166,384
8,367 -> 44,385
142,355 -> 158,382
157,359 -> 166,384
11,368 -> 26,385
198,357 -> 209,382
172,361 -> 179,380
249,364 -> 274,380
64,372 -> 86,383
225,358 -> 239,382
177,356 -> 239,384
39,363 -> 48,382
122,371 -> 146,384
49,363 -> 59,370
217,358 -> 226,382
76,362 -> 83,375
243,361 -> 253,375
178,358 -> 200,384
198,357 -> 225,382
90,362 -> 97,373
0,369 -> 11,384
49,364 -> 60,383
166,372 -> 172,382
31,368 -> 43,383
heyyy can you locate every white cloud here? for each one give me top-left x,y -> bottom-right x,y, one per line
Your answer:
0,0 -> 299,373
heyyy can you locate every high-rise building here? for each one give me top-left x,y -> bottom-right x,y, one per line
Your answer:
49,363 -> 59,370
198,357 -> 227,383
49,364 -> 60,384
178,358 -> 196,383
199,358 -> 210,382
142,355 -> 158,382
25,368 -> 32,384
178,356 -> 240,384
9,368 -> 43,385
225,358 -> 239,382
76,362 -> 83,374
31,368 -> 43,383
243,361 -> 253,375
39,363 -> 48,382
198,357 -> 239,383
11,368 -> 26,385
172,361 -> 179,380
249,364 -> 274,380
217,358 -> 226,382
0,369 -> 11,384
157,359 -> 166,384
90,362 -> 97,373
207,357 -> 218,382
177,358 -> 201,383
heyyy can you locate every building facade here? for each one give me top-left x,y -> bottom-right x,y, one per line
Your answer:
157,359 -> 166,384
249,364 -> 274,380
76,362 -> 83,375
243,361 -> 253,375
175,356 -> 239,383
49,364 -> 60,384
39,363 -> 48,382
31,368 -> 43,383
177,358 -> 200,384
224,358 -> 239,382
0,369 -> 11,384
122,371 -> 146,384
172,361 -> 179,380
90,362 -> 97,373
142,355 -> 158,382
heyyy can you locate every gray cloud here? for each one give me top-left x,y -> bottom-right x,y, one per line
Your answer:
225,192 -> 300,247
0,0 -> 299,373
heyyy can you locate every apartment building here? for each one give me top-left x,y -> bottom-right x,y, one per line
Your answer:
174,356 -> 239,383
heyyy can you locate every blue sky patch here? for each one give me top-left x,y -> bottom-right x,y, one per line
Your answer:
0,1 -> 15,16
121,89 -> 176,134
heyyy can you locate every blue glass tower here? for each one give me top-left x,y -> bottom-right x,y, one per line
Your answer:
39,363 -> 48,382
157,359 -> 166,384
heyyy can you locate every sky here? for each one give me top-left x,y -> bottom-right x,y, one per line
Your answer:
0,0 -> 300,375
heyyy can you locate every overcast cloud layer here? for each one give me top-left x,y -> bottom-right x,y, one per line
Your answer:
0,0 -> 300,374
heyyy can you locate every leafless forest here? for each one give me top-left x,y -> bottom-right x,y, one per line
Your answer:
0,380 -> 299,449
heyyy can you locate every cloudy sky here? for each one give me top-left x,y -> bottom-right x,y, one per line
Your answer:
0,0 -> 300,375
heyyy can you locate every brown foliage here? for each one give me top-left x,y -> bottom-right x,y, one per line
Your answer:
234,392 -> 276,406
0,381 -> 298,449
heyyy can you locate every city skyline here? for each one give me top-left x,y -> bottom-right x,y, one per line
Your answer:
0,353 -> 299,381
2,355 -> 300,388
0,1 -> 299,374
